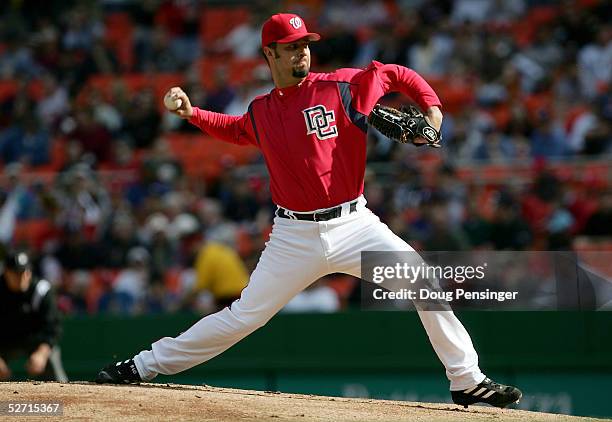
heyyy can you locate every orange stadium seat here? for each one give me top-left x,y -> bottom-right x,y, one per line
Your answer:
48,137 -> 67,171
153,73 -> 185,97
86,269 -> 120,314
582,162 -> 610,188
527,5 -> 560,27
229,58 -> 267,84
524,92 -> 553,119
480,164 -> 516,183
236,227 -> 254,258
164,267 -> 182,295
200,6 -> 250,45
166,134 -> 259,177
326,274 -> 357,308
510,5 -> 560,47
195,57 -> 230,90
0,80 -> 18,102
27,79 -> 45,100
104,12 -> 135,70
12,219 -> 56,251
475,187 -> 501,220
549,162 -> 576,182
82,73 -> 184,110
488,104 -> 511,129
426,77 -> 475,114
456,167 -> 475,181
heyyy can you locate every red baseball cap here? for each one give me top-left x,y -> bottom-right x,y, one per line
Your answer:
261,13 -> 321,47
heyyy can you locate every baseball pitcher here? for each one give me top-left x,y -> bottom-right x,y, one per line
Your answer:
96,13 -> 521,409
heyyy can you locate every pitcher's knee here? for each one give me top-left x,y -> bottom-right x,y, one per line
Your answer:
225,304 -> 273,332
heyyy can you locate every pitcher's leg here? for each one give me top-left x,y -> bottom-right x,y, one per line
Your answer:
134,223 -> 327,380
416,310 -> 485,390
331,210 -> 485,390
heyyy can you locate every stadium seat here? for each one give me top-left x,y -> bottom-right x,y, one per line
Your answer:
0,80 -> 18,102
199,6 -> 250,45
163,267 -> 183,295
229,58 -> 267,84
426,77 -> 475,114
166,134 -> 259,179
104,12 -> 135,70
12,219 -> 56,251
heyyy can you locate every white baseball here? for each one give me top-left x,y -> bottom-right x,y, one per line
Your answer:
164,93 -> 183,111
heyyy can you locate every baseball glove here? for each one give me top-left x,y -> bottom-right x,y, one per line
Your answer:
368,104 -> 441,148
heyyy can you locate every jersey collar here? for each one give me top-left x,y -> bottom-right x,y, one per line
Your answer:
275,73 -> 313,98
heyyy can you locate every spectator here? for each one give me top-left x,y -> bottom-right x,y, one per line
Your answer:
0,33 -> 41,79
0,115 -> 51,166
99,213 -> 141,269
123,89 -> 161,149
205,67 -> 237,113
36,73 -> 69,129
577,24 -> 612,100
189,239 -> 249,312
422,200 -> 471,251
582,191 -> 612,238
283,279 -> 340,313
489,194 -> 532,250
140,27 -> 180,72
0,0 -> 610,317
107,246 -> 152,314
89,89 -> 123,135
215,13 -> 263,59
224,65 -> 273,116
57,165 -> 110,236
61,5 -> 104,52
140,138 -> 183,194
141,212 -> 177,284
322,0 -> 389,31
530,111 -> 568,159
408,28 -> 454,76
54,227 -> 99,271
175,213 -> 248,312
63,109 -> 113,163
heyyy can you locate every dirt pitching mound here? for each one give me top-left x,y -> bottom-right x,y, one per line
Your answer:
0,382 -> 605,421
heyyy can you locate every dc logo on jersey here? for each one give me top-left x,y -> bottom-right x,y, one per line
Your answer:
289,17 -> 302,29
303,105 -> 338,140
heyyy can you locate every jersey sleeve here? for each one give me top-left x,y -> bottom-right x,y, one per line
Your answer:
188,107 -> 257,146
348,61 -> 442,115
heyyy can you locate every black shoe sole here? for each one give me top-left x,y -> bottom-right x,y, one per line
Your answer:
95,370 -> 139,384
454,391 -> 522,409
94,370 -> 114,384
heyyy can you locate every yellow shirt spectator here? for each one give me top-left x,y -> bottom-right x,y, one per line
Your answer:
194,242 -> 248,302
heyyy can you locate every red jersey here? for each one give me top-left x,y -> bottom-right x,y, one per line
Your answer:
189,61 -> 441,211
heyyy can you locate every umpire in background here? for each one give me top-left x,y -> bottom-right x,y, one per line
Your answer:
0,251 -> 68,381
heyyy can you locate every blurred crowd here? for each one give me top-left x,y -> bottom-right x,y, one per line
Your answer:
0,0 -> 611,316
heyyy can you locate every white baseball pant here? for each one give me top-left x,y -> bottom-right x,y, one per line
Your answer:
134,196 -> 486,390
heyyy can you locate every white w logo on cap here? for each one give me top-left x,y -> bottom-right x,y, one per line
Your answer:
289,17 -> 302,29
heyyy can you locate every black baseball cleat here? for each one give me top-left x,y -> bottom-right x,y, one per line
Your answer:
451,378 -> 522,408
95,358 -> 142,384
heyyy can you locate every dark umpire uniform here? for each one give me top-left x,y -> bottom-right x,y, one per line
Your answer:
0,251 -> 67,381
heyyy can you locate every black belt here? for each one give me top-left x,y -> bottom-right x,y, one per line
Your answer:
276,201 -> 358,222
